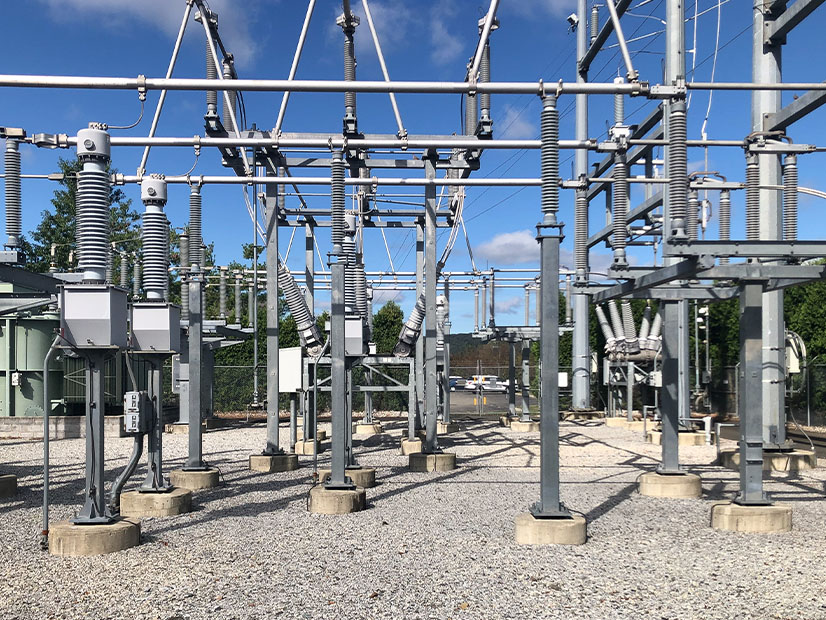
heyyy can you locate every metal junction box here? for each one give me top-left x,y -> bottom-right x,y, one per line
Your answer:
60,284 -> 128,349
279,347 -> 302,393
344,315 -> 366,356
123,390 -> 150,433
130,302 -> 181,354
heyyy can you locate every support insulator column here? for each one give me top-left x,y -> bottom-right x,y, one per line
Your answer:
687,188 -> 699,240
141,175 -> 169,301
219,266 -> 228,318
337,11 -> 359,134
4,139 -> 21,249
222,58 -> 237,132
667,100 -> 688,238
132,254 -> 141,298
179,233 -> 190,321
189,184 -> 203,270
745,152 -> 760,241
719,189 -> 731,265
75,124 -> 111,283
783,154 -> 798,241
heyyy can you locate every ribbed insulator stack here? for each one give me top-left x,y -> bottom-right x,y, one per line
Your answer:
608,301 -> 625,339
649,311 -> 663,339
612,155 -> 628,265
76,125 -> 111,283
590,6 -> 599,44
540,95 -> 559,220
394,293 -> 427,357
687,189 -> 699,240
222,59 -> 237,133
132,256 -> 141,298
106,245 -> 113,284
120,252 -> 129,289
189,184 -> 203,269
180,233 -> 190,320
613,76 -> 625,124
206,39 -> 218,115
4,140 -> 21,248
234,274 -> 242,323
667,101 -> 688,237
595,305 -> 615,341
479,42 -> 491,124
355,262 -> 369,321
330,152 -> 345,254
638,305 -> 652,341
621,301 -> 640,354
784,154 -> 798,241
465,60 -> 478,136
278,259 -> 322,354
248,284 -> 255,326
719,189 -> 731,265
574,190 -> 588,277
341,16 -> 357,128
219,267 -> 228,318
435,295 -> 448,347
745,153 -> 760,241
141,175 -> 169,301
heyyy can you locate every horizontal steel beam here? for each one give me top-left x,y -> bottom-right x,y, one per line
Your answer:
765,0 -> 826,44
588,191 -> 663,248
591,258 -> 709,302
764,84 -> 826,131
119,174 -> 541,187
696,264 -> 826,281
666,239 -> 826,258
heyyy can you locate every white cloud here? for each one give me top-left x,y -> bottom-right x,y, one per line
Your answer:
430,1 -> 464,66
35,0 -> 261,67
372,288 -> 406,306
498,103 -> 536,139
512,0 -> 577,18
475,229 -> 539,265
494,296 -> 523,315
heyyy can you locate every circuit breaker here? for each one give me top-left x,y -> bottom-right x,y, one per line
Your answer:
123,390 -> 150,434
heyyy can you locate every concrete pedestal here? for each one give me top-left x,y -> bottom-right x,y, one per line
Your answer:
605,418 -> 647,431
409,452 -> 457,472
400,438 -> 423,455
308,485 -> 366,514
354,423 -> 383,436
499,416 -> 513,427
169,468 -> 220,490
165,423 -> 204,435
49,519 -> 140,556
0,474 -> 17,499
294,440 -> 325,455
119,487 -> 192,518
637,472 -> 702,499
646,430 -> 710,446
710,501 -> 792,533
318,467 -> 376,488
510,420 -> 540,433
437,422 -> 459,434
514,512 -> 587,545
563,409 -> 603,421
250,453 -> 299,473
717,448 -> 817,472
297,429 -> 327,442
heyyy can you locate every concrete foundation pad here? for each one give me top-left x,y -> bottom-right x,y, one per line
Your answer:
0,474 -> 17,499
400,438 -> 423,455
514,512 -> 587,545
164,423 -> 204,435
638,472 -> 702,499
717,448 -> 817,472
169,468 -> 220,490
646,430 -> 710,446
409,452 -> 457,472
308,485 -> 366,514
563,409 -> 604,421
499,416 -> 512,427
249,453 -> 299,473
437,422 -> 459,434
294,440 -> 326,455
119,487 -> 192,518
297,429 -> 327,442
317,467 -> 377,488
49,518 -> 140,556
354,423 -> 383,436
710,501 -> 792,533
605,418 -> 646,431
510,420 -> 541,433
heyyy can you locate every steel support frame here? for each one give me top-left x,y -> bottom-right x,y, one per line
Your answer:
140,354 -> 170,492
264,184 -> 283,455
184,272 -> 207,470
423,155 -> 440,453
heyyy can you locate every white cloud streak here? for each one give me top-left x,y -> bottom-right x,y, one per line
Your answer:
475,229 -> 539,265
497,103 -> 536,139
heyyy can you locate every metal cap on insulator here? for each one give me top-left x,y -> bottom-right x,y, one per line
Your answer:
141,175 -> 167,204
76,125 -> 111,160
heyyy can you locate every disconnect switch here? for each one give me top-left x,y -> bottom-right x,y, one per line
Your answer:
123,391 -> 150,434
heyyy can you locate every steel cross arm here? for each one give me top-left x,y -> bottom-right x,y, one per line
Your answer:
588,106 -> 662,178
696,264 -> 826,281
0,264 -> 60,294
279,218 -> 452,229
579,0 -> 633,73
764,83 -> 826,131
587,190 -> 663,248
590,257 -> 709,302
477,326 -> 541,341
666,239 -> 826,258
588,284 -> 739,301
764,0 -> 826,44
588,131 -> 662,201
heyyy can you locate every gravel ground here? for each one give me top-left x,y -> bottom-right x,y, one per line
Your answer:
2,418 -> 826,619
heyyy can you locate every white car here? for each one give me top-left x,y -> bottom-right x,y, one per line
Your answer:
465,375 -> 508,392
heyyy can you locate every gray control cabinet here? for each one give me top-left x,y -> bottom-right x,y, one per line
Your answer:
60,284 -> 128,349
130,302 -> 181,353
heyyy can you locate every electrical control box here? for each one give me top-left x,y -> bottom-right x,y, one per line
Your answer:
648,370 -> 663,388
60,284 -> 128,348
344,315 -> 366,356
123,390 -> 150,434
130,302 -> 181,353
279,347 -> 302,393
10,372 -> 21,387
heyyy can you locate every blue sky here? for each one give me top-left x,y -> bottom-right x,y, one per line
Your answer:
1,1 -> 825,332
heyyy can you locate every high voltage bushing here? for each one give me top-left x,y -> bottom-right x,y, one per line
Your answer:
687,188 -> 699,240
4,139 -> 21,249
278,259 -> 322,354
595,305 -> 616,350
784,154 -> 798,241
141,175 -> 169,301
667,100 -> 688,238
330,151 -> 345,255
639,305 -> 652,341
621,301 -> 640,355
394,293 -> 426,357
76,123 -> 111,283
189,184 -> 203,269
719,189 -> 731,265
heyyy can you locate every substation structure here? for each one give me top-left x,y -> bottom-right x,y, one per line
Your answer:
0,0 -> 824,550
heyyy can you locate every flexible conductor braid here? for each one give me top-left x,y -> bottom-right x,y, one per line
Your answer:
540,95 -> 559,218
4,140 -> 21,247
784,154 -> 798,241
745,153 -> 760,241
668,101 -> 688,236
719,189 -> 731,265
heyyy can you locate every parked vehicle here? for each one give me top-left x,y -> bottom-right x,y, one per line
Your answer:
464,375 -> 508,392
448,376 -> 466,391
